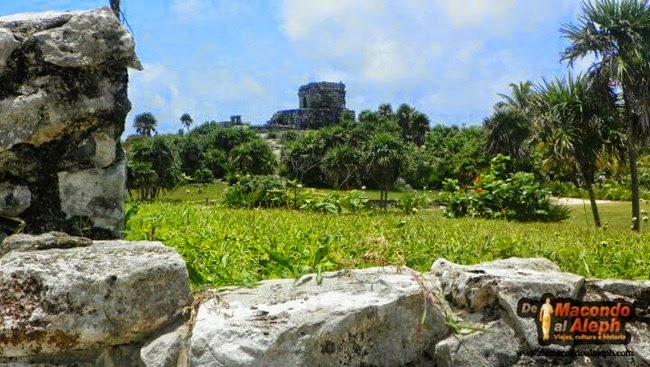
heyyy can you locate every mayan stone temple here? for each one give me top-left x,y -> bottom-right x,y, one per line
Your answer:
267,81 -> 355,129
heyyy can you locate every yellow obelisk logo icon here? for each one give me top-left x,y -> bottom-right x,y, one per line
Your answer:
539,297 -> 554,341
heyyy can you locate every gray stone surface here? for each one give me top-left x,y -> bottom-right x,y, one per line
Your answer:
430,257 -> 585,349
30,8 -> 141,69
268,81 -> 354,129
0,238 -> 191,359
57,159 -> 126,237
141,325 -> 188,367
0,28 -> 19,74
0,183 -> 31,217
435,320 -> 519,367
0,231 -> 91,257
190,267 -> 449,367
0,7 -> 139,238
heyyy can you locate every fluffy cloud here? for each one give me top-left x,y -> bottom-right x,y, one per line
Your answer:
280,0 -> 580,123
127,63 -> 270,134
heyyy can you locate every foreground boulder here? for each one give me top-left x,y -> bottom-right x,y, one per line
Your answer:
0,7 -> 141,239
1,243 -> 649,366
0,233 -> 191,364
188,267 -> 450,367
430,258 -> 650,366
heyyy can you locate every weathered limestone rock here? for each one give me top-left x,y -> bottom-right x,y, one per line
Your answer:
0,183 -> 31,217
435,320 -> 519,367
584,279 -> 650,365
0,28 -> 19,73
190,267 -> 449,367
57,160 -> 126,236
0,7 -> 140,239
430,258 -> 585,349
0,231 -> 90,257
0,235 -> 191,361
141,325 -> 189,367
30,8 -> 141,69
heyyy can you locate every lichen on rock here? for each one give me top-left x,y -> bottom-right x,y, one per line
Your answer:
0,7 -> 141,239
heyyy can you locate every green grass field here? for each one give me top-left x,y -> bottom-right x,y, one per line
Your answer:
124,183 -> 650,288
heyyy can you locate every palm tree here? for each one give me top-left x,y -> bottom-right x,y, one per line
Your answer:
395,104 -> 430,146
531,73 -> 622,227
561,0 -> 650,231
180,113 -> 193,133
363,132 -> 408,208
377,103 -> 394,120
483,109 -> 530,161
322,144 -> 361,189
133,112 -> 157,136
495,81 -> 533,114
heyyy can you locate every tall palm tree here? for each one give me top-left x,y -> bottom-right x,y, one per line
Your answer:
363,132 -> 408,207
395,104 -> 430,146
531,73 -> 622,227
133,112 -> 157,137
483,109 -> 530,160
377,103 -> 394,120
495,81 -> 534,114
180,113 -> 193,133
562,0 -> 650,231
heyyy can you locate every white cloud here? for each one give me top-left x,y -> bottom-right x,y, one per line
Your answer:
281,0 -> 384,41
435,0 -> 514,28
126,63 -> 270,135
279,0 -> 580,125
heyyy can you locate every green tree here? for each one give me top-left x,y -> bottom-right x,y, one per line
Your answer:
229,140 -> 277,175
362,132 -> 408,207
495,81 -> 533,114
483,109 -> 530,161
178,137 -> 204,176
531,73 -> 623,227
423,125 -> 489,188
395,104 -> 431,146
204,148 -> 229,179
282,132 -> 326,186
127,136 -> 178,199
180,113 -> 193,133
562,0 -> 650,230
377,103 -> 394,120
322,144 -> 362,188
133,112 -> 157,137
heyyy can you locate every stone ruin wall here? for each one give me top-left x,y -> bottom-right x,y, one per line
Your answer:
268,81 -> 355,129
0,7 -> 141,240
298,81 -> 347,109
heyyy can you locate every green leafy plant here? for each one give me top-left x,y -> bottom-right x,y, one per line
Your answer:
444,155 -> 569,222
397,191 -> 429,215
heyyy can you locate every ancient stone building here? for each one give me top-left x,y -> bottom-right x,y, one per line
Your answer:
0,7 -> 141,239
268,81 -> 354,129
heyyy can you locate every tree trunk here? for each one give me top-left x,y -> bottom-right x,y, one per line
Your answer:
585,182 -> 601,227
629,142 -> 640,231
626,106 -> 641,231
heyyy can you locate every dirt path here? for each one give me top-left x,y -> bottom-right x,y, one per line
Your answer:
552,197 -> 618,206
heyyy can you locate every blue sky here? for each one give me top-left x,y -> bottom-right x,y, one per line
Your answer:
1,1 -> 592,135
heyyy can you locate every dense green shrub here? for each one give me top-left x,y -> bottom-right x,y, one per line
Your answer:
223,176 -> 369,213
443,155 -> 570,222
298,189 -> 369,213
223,175 -> 289,208
396,191 -> 429,214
